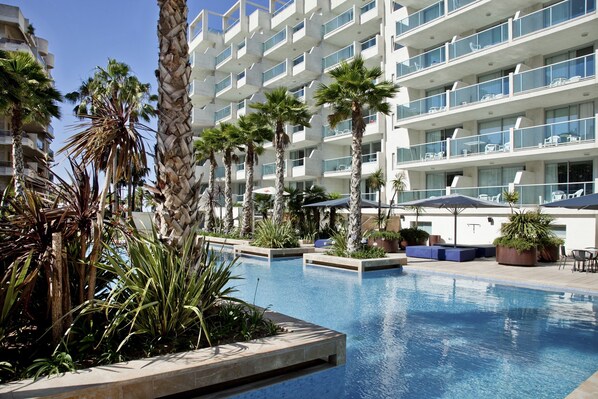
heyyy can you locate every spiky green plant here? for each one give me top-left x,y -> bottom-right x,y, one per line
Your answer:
252,220 -> 299,249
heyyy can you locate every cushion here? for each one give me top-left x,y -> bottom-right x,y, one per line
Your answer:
314,239 -> 332,248
406,245 -> 446,260
445,248 -> 476,262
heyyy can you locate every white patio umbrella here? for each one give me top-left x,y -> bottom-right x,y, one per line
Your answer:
253,186 -> 290,196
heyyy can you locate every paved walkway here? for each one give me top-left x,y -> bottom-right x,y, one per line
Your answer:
399,256 -> 598,295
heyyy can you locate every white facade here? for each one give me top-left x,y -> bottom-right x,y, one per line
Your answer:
189,0 -> 598,248
0,4 -> 55,192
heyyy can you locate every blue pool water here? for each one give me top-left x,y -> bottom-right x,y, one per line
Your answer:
228,257 -> 598,399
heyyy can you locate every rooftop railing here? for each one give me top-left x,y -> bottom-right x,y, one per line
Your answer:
323,43 -> 354,70
396,1 -> 443,35
323,8 -> 354,35
513,0 -> 596,38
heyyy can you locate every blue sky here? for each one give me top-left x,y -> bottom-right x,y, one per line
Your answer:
6,0 -> 241,179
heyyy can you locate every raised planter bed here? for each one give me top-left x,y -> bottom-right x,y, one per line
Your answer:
0,311 -> 345,399
234,245 -> 315,259
303,253 -> 407,272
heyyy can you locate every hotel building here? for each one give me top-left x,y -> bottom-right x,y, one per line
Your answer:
0,4 -> 55,193
189,0 -> 598,247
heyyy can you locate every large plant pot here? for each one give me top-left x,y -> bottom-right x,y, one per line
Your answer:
370,238 -> 399,253
496,245 -> 537,266
538,244 -> 559,263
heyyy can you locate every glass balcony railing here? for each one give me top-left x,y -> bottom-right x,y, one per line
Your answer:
513,117 -> 595,150
513,54 -> 595,93
224,18 -> 240,33
397,140 -> 446,164
237,99 -> 246,110
361,36 -> 377,52
448,0 -> 479,12
263,61 -> 287,83
323,8 -> 354,35
262,161 -> 285,176
234,194 -> 245,203
323,153 -> 377,172
450,130 -> 510,158
291,124 -> 305,133
215,166 -> 225,178
448,21 -> 509,59
291,87 -> 305,100
273,0 -> 294,16
398,189 -> 445,203
515,181 -> 594,206
396,1 -> 443,35
451,185 -> 508,200
323,113 -> 375,138
293,54 -> 305,67
215,45 -> 232,65
215,76 -> 232,94
293,21 -> 305,34
360,0 -> 376,14
396,46 -> 445,77
236,162 -> 245,171
214,105 -> 231,122
450,76 -> 509,107
397,93 -> 446,119
323,44 -> 354,69
514,0 -> 596,38
263,28 -> 287,52
290,158 -> 305,168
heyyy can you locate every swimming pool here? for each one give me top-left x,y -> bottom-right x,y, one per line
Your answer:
228,257 -> 598,399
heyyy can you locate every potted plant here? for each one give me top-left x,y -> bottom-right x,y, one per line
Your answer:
399,227 -> 430,248
367,230 -> 402,253
494,209 -> 556,266
538,236 -> 564,262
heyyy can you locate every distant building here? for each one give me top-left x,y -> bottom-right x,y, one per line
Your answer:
189,0 -> 598,248
0,4 -> 55,193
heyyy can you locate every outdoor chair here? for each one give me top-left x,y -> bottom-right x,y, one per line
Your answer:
559,246 -> 572,270
484,144 -> 500,154
469,42 -> 481,52
571,250 -> 592,272
544,135 -> 560,146
568,189 -> 583,198
491,193 -> 501,203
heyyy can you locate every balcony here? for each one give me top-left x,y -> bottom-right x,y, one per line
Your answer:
396,53 -> 597,130
291,18 -> 322,54
513,0 -> 596,38
262,161 -> 288,180
262,60 -> 287,86
236,36 -> 262,69
323,43 -> 354,71
290,154 -> 322,179
397,3 -> 597,88
396,46 -> 446,78
396,1 -> 444,36
214,104 -> 233,123
515,181 -> 595,206
323,113 -> 383,145
192,105 -> 217,127
513,117 -> 595,151
323,8 -> 355,43
323,152 -> 381,178
263,27 -> 288,61
271,0 -> 301,29
323,3 -> 380,46
397,140 -> 447,165
236,65 -> 262,98
189,10 -> 223,53
451,185 -> 509,201
292,50 -> 322,82
190,49 -> 215,79
215,166 -> 225,180
189,77 -> 215,104
214,74 -> 248,101
360,35 -> 383,68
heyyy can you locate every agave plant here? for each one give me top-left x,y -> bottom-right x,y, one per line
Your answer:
252,220 -> 299,249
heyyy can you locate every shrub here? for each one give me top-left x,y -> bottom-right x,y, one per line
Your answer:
399,227 -> 429,243
326,230 -> 386,259
252,220 -> 299,248
494,209 -> 560,252
208,302 -> 280,344
350,246 -> 386,259
367,230 -> 402,241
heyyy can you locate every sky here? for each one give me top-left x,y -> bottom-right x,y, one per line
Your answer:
6,0 -> 242,180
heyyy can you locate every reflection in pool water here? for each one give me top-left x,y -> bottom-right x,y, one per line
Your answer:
226,256 -> 598,399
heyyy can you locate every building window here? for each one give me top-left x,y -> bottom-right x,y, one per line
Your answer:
545,160 -> 594,197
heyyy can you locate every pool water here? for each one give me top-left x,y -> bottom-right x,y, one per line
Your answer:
228,257 -> 598,399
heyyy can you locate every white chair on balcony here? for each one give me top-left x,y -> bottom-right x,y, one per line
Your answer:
502,142 -> 511,152
478,194 -> 489,201
469,42 -> 481,52
484,143 -> 500,154
434,151 -> 445,160
491,193 -> 501,203
568,189 -> 584,198
424,152 -> 435,161
337,165 -> 347,171
544,135 -> 560,147
551,190 -> 566,201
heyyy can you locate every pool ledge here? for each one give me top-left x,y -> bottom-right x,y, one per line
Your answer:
235,245 -> 315,259
568,369 -> 598,398
203,236 -> 252,246
303,253 -> 407,272
0,311 -> 346,399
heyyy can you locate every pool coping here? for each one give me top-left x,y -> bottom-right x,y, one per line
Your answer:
234,245 -> 315,259
0,310 -> 346,399
303,253 -> 407,272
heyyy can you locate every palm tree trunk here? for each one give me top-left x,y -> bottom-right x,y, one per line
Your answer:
10,108 -> 26,198
240,145 -> 254,237
155,0 -> 199,248
347,114 -> 364,253
206,158 -> 216,232
273,127 -> 285,224
223,151 -> 234,233
377,189 -> 382,229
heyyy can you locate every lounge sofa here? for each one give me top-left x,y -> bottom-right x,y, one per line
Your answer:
444,248 -> 476,262
405,245 -> 446,260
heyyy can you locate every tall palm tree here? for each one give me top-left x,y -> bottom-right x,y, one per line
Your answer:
155,0 -> 199,248
237,114 -> 273,237
0,51 -> 61,198
194,127 -> 222,232
61,59 -> 154,301
384,172 -> 406,229
251,87 -> 312,224
367,168 -> 385,229
314,56 -> 398,252
220,123 -> 244,233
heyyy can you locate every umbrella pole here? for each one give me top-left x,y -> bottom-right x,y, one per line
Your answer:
453,210 -> 457,248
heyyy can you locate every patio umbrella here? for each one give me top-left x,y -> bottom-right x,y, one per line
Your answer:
395,193 -> 508,247
253,186 -> 289,196
302,197 -> 389,209
541,193 -> 598,210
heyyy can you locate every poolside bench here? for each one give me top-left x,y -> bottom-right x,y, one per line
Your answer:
314,239 -> 333,248
439,244 -> 496,258
444,248 -> 476,262
406,245 -> 446,260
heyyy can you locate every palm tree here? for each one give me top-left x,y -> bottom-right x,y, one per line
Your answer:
384,172 -> 406,229
194,127 -> 223,232
155,0 -> 199,248
367,168 -> 385,229
314,56 -> 398,252
303,185 -> 328,232
220,123 -> 244,234
61,59 -> 154,301
0,51 -> 61,197
251,87 -> 312,224
237,114 -> 273,237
